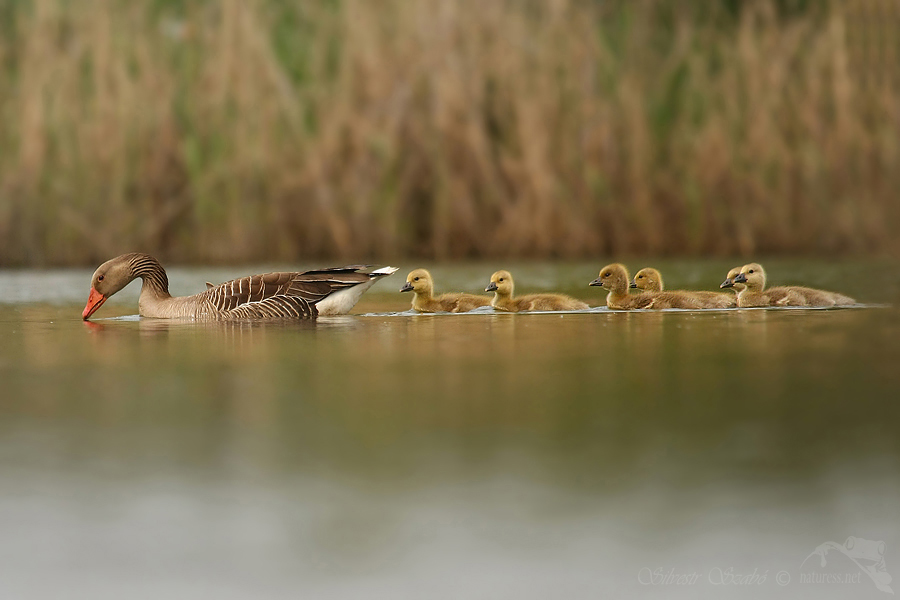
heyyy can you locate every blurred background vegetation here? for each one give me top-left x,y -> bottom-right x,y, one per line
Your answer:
0,0 -> 897,266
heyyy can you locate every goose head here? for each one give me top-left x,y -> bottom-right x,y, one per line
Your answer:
400,269 -> 434,295
734,263 -> 766,292
82,255 -> 138,320
630,267 -> 663,292
486,270 -> 514,297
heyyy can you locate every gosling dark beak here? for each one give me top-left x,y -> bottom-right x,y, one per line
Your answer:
485,282 -> 498,292
629,279 -> 637,288
400,281 -> 413,292
733,273 -> 748,284
589,278 -> 603,287
720,279 -> 734,289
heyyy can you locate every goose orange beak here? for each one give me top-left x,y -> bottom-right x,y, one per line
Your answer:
82,287 -> 107,320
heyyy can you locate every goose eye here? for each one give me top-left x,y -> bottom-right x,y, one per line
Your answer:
98,275 -> 104,282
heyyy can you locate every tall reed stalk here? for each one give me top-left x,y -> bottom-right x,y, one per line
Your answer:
0,0 -> 897,265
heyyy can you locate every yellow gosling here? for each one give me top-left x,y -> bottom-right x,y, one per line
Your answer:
486,270 -> 589,312
733,263 -> 854,308
589,264 -> 706,309
630,267 -> 664,292
733,263 -> 807,307
400,269 -> 491,313
719,266 -> 745,301
719,267 -> 743,292
631,267 -> 734,308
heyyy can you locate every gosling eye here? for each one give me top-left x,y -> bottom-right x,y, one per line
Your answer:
748,269 -> 755,274
637,275 -> 643,279
413,277 -> 419,281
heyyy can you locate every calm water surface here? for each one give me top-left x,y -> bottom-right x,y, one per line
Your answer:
0,259 -> 898,599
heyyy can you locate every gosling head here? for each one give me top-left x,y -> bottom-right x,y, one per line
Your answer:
400,269 -> 434,295
486,270 -> 514,297
631,267 -> 663,292
733,262 -> 766,292
589,263 -> 630,294
719,266 -> 744,291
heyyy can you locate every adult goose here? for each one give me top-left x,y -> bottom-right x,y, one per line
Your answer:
82,253 -> 397,320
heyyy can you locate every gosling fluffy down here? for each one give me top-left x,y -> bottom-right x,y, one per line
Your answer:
400,269 -> 491,313
485,270 -> 589,312
589,264 -> 706,310
630,267 -> 734,308
733,263 -> 855,308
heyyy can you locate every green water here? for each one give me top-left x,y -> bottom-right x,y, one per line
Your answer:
1,260 -> 898,599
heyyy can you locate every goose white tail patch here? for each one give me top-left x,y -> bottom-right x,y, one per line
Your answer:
315,280 -> 377,315
315,266 -> 396,315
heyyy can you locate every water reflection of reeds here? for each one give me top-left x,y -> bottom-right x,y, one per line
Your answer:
2,304 -> 898,490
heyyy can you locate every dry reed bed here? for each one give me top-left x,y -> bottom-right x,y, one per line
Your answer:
0,0 -> 897,265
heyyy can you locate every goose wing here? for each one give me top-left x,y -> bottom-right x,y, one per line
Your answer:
203,266 -> 391,317
285,266 -> 387,300
221,295 -> 316,319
